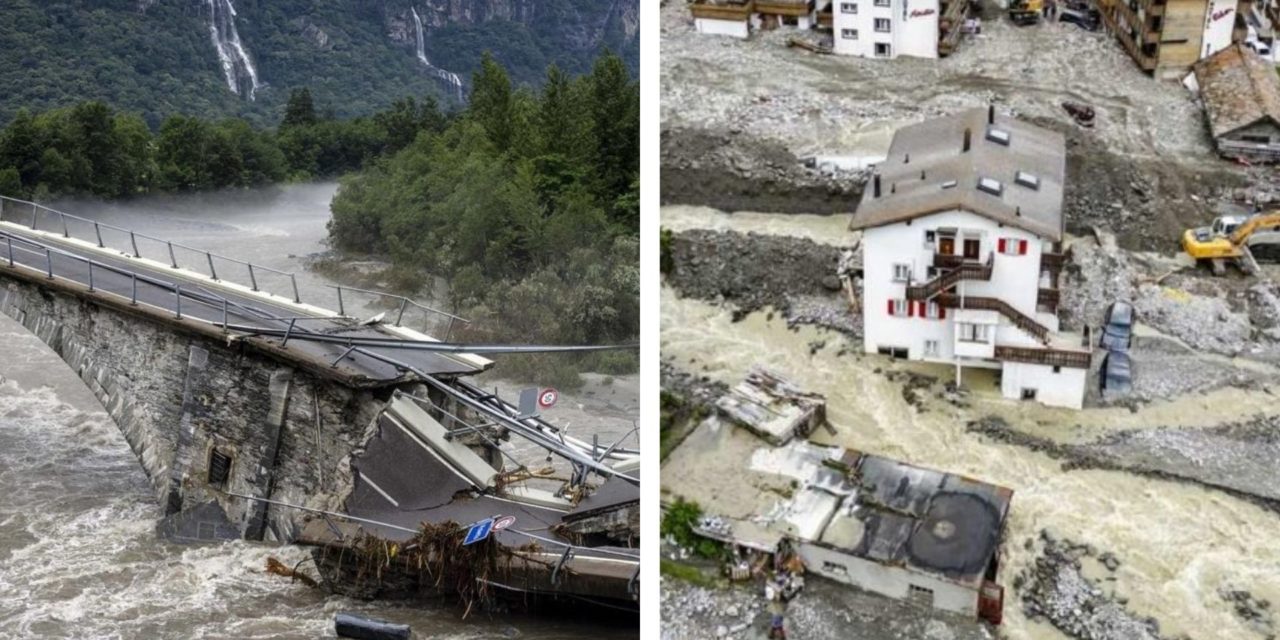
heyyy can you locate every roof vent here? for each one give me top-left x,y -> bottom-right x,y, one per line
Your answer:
941,180 -> 958,189
977,177 -> 1003,196
986,127 -> 1011,146
1015,170 -> 1040,190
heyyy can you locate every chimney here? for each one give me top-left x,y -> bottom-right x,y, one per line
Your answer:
891,183 -> 896,194
904,153 -> 910,164
963,128 -> 972,153
921,170 -> 926,180
988,104 -> 995,125
874,174 -> 881,197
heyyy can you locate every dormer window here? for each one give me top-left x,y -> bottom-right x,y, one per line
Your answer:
977,177 -> 1003,196
1015,171 -> 1040,190
986,128 -> 1011,146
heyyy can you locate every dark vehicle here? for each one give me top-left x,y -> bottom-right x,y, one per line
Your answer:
1099,351 -> 1132,396
1059,7 -> 1100,30
1099,301 -> 1134,351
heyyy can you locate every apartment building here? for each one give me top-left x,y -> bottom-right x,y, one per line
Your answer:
851,107 -> 1090,409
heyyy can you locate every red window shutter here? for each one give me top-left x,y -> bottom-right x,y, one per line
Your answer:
887,299 -> 895,315
908,301 -> 915,317
1019,239 -> 1028,255
918,301 -> 927,317
939,306 -> 946,319
998,238 -> 1006,253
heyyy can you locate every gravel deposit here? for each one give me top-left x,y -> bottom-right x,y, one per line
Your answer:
1018,533 -> 1166,640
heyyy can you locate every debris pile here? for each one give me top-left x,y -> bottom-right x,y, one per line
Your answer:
715,368 -> 827,445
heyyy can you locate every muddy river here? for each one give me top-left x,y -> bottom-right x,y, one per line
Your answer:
0,185 -> 636,639
661,206 -> 1280,640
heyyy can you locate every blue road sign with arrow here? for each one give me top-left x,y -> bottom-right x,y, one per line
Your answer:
462,517 -> 494,546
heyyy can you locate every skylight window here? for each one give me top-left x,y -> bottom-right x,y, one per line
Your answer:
986,127 -> 1011,146
1015,171 -> 1040,190
941,180 -> 958,189
977,177 -> 1003,196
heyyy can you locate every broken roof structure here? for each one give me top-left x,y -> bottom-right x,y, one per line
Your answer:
715,368 -> 827,445
695,440 -> 1013,614
1193,43 -> 1280,141
850,107 -> 1066,241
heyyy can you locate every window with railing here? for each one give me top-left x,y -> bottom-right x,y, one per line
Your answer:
957,322 -> 991,343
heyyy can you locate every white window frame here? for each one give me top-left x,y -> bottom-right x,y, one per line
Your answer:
957,322 -> 991,343
841,2 -> 858,13
892,263 -> 911,282
999,237 -> 1027,256
923,339 -> 939,357
925,301 -> 941,319
891,299 -> 910,316
874,0 -> 891,7
874,18 -> 891,32
842,28 -> 859,39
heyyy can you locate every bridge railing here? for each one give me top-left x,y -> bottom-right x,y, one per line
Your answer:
0,195 -> 467,340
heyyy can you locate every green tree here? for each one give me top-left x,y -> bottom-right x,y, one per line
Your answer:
0,109 -> 44,189
0,167 -> 21,197
281,88 -> 318,129
468,52 -> 513,153
587,52 -> 639,204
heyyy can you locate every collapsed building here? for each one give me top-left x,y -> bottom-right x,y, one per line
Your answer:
851,107 -> 1091,409
688,0 -> 971,58
691,372 -> 1013,624
1188,42 -> 1280,160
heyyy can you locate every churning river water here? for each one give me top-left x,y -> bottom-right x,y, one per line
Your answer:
0,184 -> 635,639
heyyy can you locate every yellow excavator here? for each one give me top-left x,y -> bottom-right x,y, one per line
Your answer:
1008,0 -> 1043,25
1182,210 -> 1280,275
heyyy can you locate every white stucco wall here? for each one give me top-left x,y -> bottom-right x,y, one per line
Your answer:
862,209 -> 1050,359
798,542 -> 979,616
1000,360 -> 1087,409
1202,0 -> 1238,59
695,16 -> 751,38
832,0 -> 938,58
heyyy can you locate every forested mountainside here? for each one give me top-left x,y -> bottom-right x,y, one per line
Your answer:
0,0 -> 638,127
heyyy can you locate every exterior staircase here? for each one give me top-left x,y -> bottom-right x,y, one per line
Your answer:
935,293 -> 1050,344
905,255 -> 993,301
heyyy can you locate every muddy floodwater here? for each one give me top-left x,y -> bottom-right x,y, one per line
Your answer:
0,185 -> 636,639
661,206 -> 1280,640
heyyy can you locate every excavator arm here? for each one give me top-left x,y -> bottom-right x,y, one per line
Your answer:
1229,212 -> 1280,245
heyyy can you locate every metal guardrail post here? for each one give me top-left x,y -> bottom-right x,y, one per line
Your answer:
247,264 -> 258,291
222,298 -> 229,332
395,298 -> 408,326
30,205 -> 37,230
94,222 -> 104,248
290,274 -> 300,304
335,286 -> 344,316
167,242 -> 177,269
129,232 -> 140,258
206,252 -> 218,280
175,285 -> 182,319
5,237 -> 11,267
87,261 -> 94,292
131,273 -> 138,305
60,212 -> 68,238
281,318 -> 297,348
44,248 -> 52,279
445,318 -> 455,342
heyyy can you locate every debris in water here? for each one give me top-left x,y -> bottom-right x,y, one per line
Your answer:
265,556 -> 318,588
334,612 -> 412,640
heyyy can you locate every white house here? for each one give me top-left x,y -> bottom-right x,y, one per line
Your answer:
691,0 -> 758,38
851,107 -> 1090,409
831,0 -> 940,58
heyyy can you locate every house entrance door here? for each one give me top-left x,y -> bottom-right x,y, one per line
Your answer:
939,236 -> 955,255
963,238 -> 980,260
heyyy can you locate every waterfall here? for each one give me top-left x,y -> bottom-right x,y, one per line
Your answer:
207,0 -> 261,101
410,6 -> 464,101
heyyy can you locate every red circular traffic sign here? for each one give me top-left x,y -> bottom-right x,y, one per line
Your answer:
537,388 -> 558,409
492,515 -> 517,531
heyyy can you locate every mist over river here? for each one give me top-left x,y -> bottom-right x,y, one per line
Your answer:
0,184 -> 635,639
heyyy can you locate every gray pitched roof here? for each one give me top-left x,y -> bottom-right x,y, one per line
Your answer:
1193,43 -> 1280,140
850,108 -> 1066,241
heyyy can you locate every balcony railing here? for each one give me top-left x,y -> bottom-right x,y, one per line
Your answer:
691,0 -> 756,19
994,345 -> 1091,369
937,293 -> 1050,343
1037,288 -> 1060,308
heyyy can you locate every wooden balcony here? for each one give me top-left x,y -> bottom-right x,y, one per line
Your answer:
936,294 -> 1050,343
1037,288 -> 1060,308
756,0 -> 814,15
994,345 -> 1091,369
691,0 -> 756,20
907,256 -> 994,301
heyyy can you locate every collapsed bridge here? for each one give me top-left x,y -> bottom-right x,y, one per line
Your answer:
0,196 -> 640,610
